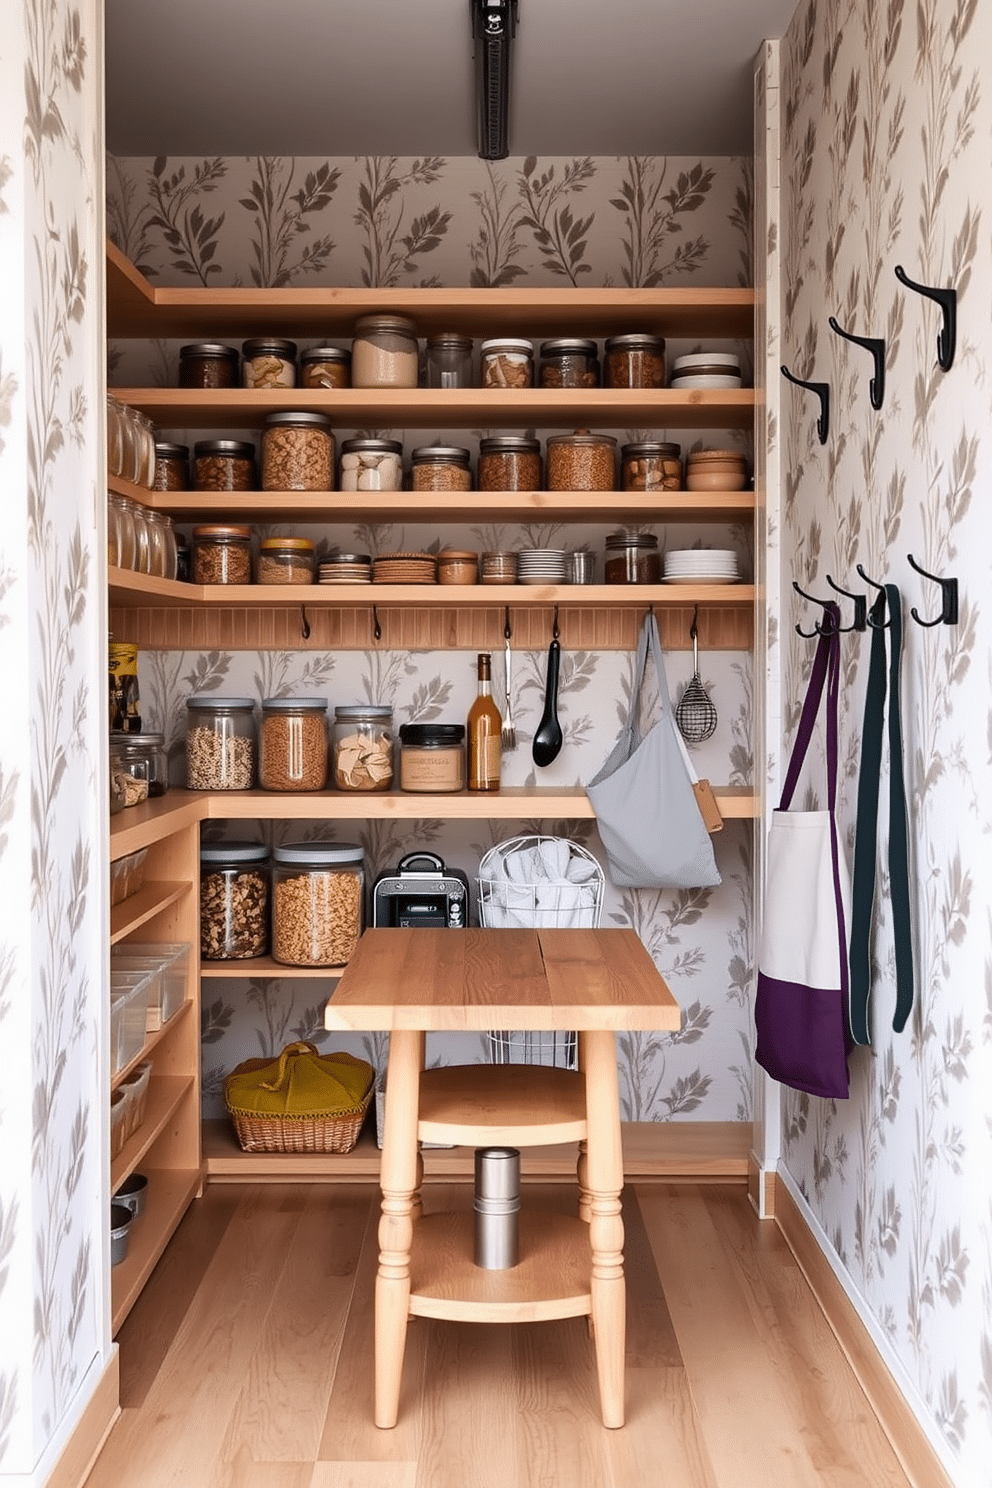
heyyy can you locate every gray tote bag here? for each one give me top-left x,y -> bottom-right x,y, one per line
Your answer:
586,613 -> 721,890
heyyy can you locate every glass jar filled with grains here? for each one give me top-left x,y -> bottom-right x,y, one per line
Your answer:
621,441 -> 682,492
185,695 -> 256,790
332,705 -> 394,791
477,435 -> 542,492
545,430 -> 617,491
259,697 -> 328,792
539,338 -> 600,388
261,411 -> 335,491
339,437 -> 404,492
425,333 -> 474,388
191,524 -> 253,585
604,333 -> 666,388
241,337 -> 297,388
410,445 -> 472,492
271,842 -> 365,967
255,536 -> 315,586
604,530 -> 661,584
193,439 -> 256,492
299,346 -> 351,389
351,314 -> 419,388
480,338 -> 533,388
397,723 -> 466,793
178,342 -> 240,388
199,844 -> 270,960
152,442 -> 190,491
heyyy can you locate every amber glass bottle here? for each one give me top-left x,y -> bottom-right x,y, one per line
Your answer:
467,652 -> 502,792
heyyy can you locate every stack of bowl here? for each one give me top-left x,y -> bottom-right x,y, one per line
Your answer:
670,352 -> 743,389
685,448 -> 750,492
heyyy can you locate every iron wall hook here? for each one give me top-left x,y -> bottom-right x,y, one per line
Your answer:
792,579 -> 838,638
828,315 -> 886,409
552,605 -> 560,640
895,265 -> 957,372
907,552 -> 958,627
855,564 -> 892,628
372,604 -> 382,642
825,574 -> 868,632
504,605 -> 512,641
300,604 -> 311,641
781,364 -> 830,443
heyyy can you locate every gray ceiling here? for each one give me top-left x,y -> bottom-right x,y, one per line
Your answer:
105,0 -> 800,159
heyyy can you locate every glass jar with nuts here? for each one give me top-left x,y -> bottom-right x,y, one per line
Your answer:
260,697 -> 328,791
478,435 -> 542,492
621,441 -> 682,492
185,695 -> 257,790
332,705 -> 393,791
546,430 -> 617,491
539,338 -> 600,388
241,337 -> 297,388
261,410 -> 336,491
605,333 -> 666,388
200,843 -> 270,960
271,842 -> 365,967
178,342 -> 240,389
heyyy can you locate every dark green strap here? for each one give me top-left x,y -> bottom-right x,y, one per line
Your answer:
885,586 -> 914,1032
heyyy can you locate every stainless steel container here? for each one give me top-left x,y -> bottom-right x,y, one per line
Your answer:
473,1146 -> 520,1269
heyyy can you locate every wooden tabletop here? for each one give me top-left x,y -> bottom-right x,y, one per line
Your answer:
323,927 -> 681,1033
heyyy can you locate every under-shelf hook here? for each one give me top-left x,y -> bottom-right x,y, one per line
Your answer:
825,574 -> 868,633
907,552 -> 959,627
689,604 -> 699,642
552,605 -> 559,641
855,563 -> 891,628
300,604 -> 311,641
781,364 -> 830,443
895,265 -> 957,372
792,579 -> 838,638
828,316 -> 886,410
504,605 -> 512,641
372,604 -> 382,643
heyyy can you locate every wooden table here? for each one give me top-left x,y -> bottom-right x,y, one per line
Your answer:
324,926 -> 681,1429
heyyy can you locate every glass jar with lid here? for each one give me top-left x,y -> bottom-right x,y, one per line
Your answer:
478,436 -> 542,492
479,338 -> 533,388
152,442 -> 190,491
397,723 -> 466,793
271,842 -> 365,967
259,697 -> 328,791
604,530 -> 661,584
255,536 -> 315,585
145,509 -> 178,579
185,695 -> 256,790
191,525 -> 252,585
351,314 -> 419,388
339,437 -> 404,492
605,334 -> 666,388
193,439 -> 256,492
546,430 -> 617,491
299,346 -> 352,389
425,333 -> 473,388
178,342 -> 240,389
242,337 -> 297,388
539,338 -> 600,388
332,705 -> 394,791
261,411 -> 335,491
410,445 -> 472,492
109,735 -> 147,808
110,731 -> 169,799
111,495 -> 137,571
200,844 -> 270,960
130,499 -> 151,574
106,394 -> 125,477
621,441 -> 682,492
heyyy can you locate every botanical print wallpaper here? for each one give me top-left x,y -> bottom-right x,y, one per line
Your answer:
778,2 -> 992,1483
107,151 -> 758,1125
0,0 -> 106,1477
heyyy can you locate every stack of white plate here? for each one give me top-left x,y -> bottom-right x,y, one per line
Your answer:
663,548 -> 740,585
516,548 -> 567,585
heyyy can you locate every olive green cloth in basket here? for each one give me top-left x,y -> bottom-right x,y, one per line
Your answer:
224,1041 -> 374,1118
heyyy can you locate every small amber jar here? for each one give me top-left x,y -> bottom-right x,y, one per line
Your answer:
299,346 -> 351,388
604,530 -> 660,584
178,342 -> 239,388
152,442 -> 190,491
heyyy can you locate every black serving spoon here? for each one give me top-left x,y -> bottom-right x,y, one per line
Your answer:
532,631 -> 563,767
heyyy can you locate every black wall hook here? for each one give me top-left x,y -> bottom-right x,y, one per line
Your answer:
828,316 -> 886,409
855,563 -> 892,628
825,574 -> 868,632
792,579 -> 838,637
907,553 -> 958,627
895,265 -> 957,371
372,604 -> 382,642
552,605 -> 560,640
300,604 -> 311,641
781,364 -> 830,443
504,605 -> 512,641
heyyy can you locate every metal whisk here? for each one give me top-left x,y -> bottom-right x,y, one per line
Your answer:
501,609 -> 517,751
675,610 -> 718,743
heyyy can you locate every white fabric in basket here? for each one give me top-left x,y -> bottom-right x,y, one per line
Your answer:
481,839 -> 600,928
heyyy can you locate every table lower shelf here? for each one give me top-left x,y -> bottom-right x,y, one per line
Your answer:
418,1063 -> 587,1146
408,1209 -> 592,1324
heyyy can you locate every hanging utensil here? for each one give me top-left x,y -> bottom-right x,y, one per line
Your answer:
501,607 -> 517,752
675,608 -> 718,743
532,609 -> 563,768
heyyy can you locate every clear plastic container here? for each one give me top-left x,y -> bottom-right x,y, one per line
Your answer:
351,314 -> 419,388
260,697 -> 328,791
185,695 -> 256,790
242,337 -> 297,388
191,525 -> 253,585
130,499 -> 151,574
143,508 -> 173,578
256,537 -> 315,586
193,440 -> 256,492
300,346 -> 351,388
110,731 -> 169,798
106,394 -> 125,477
339,437 -> 404,492
410,445 -> 472,492
480,338 -> 533,388
261,411 -> 335,491
271,842 -> 365,967
200,844 -> 270,960
178,342 -> 240,388
539,338 -> 600,389
425,333 -> 473,388
332,705 -> 393,791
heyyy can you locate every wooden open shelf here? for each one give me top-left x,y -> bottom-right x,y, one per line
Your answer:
110,879 -> 190,943
419,1064 -> 588,1147
110,1164 -> 202,1335
111,1000 -> 194,1092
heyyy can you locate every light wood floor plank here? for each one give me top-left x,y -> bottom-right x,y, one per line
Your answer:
416,1319 -> 520,1488
310,1464 -> 417,1488
211,1450 -> 317,1488
602,1367 -> 720,1488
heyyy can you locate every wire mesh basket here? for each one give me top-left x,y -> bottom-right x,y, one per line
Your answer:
478,835 -> 604,1070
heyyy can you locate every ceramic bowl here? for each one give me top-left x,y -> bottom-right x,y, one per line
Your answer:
686,468 -> 748,492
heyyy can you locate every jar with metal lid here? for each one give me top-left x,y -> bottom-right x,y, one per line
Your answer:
410,445 -> 472,492
200,844 -> 269,960
351,314 -> 419,388
299,346 -> 351,389
145,509 -> 178,579
605,333 -> 666,388
241,337 -> 297,388
191,524 -> 253,585
621,441 -> 682,492
108,492 -> 135,570
256,536 -> 315,585
332,705 -> 394,791
110,731 -> 169,799
261,411 -> 336,491
480,338 -> 533,388
398,722 -> 466,793
178,342 -> 240,389
259,697 -> 328,791
546,430 -> 617,491
425,333 -> 473,388
539,338 -> 600,388
604,530 -> 661,584
477,435 -> 542,492
193,439 -> 256,492
185,696 -> 256,790
271,842 -> 365,967
339,437 -> 404,492
152,441 -> 190,491
109,736 -> 147,808
109,746 -> 128,815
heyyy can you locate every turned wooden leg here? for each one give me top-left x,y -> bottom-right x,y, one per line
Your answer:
375,1029 -> 423,1429
582,1029 -> 625,1429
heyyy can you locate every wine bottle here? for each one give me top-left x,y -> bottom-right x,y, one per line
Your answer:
467,652 -> 502,791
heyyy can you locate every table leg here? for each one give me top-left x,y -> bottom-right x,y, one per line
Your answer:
581,1029 -> 625,1429
375,1028 -> 423,1429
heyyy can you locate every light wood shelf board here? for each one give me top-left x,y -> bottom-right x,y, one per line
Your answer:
201,956 -> 344,980
418,1063 -> 588,1145
111,999 -> 194,1092
110,879 -> 190,943
109,792 -> 203,857
111,1074 -> 196,1189
110,1165 -> 202,1335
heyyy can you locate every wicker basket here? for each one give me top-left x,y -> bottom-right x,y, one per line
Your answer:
224,1043 -> 373,1154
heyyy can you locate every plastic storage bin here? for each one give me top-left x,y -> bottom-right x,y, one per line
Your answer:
110,847 -> 149,908
111,942 -> 190,1031
110,968 -> 156,1071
